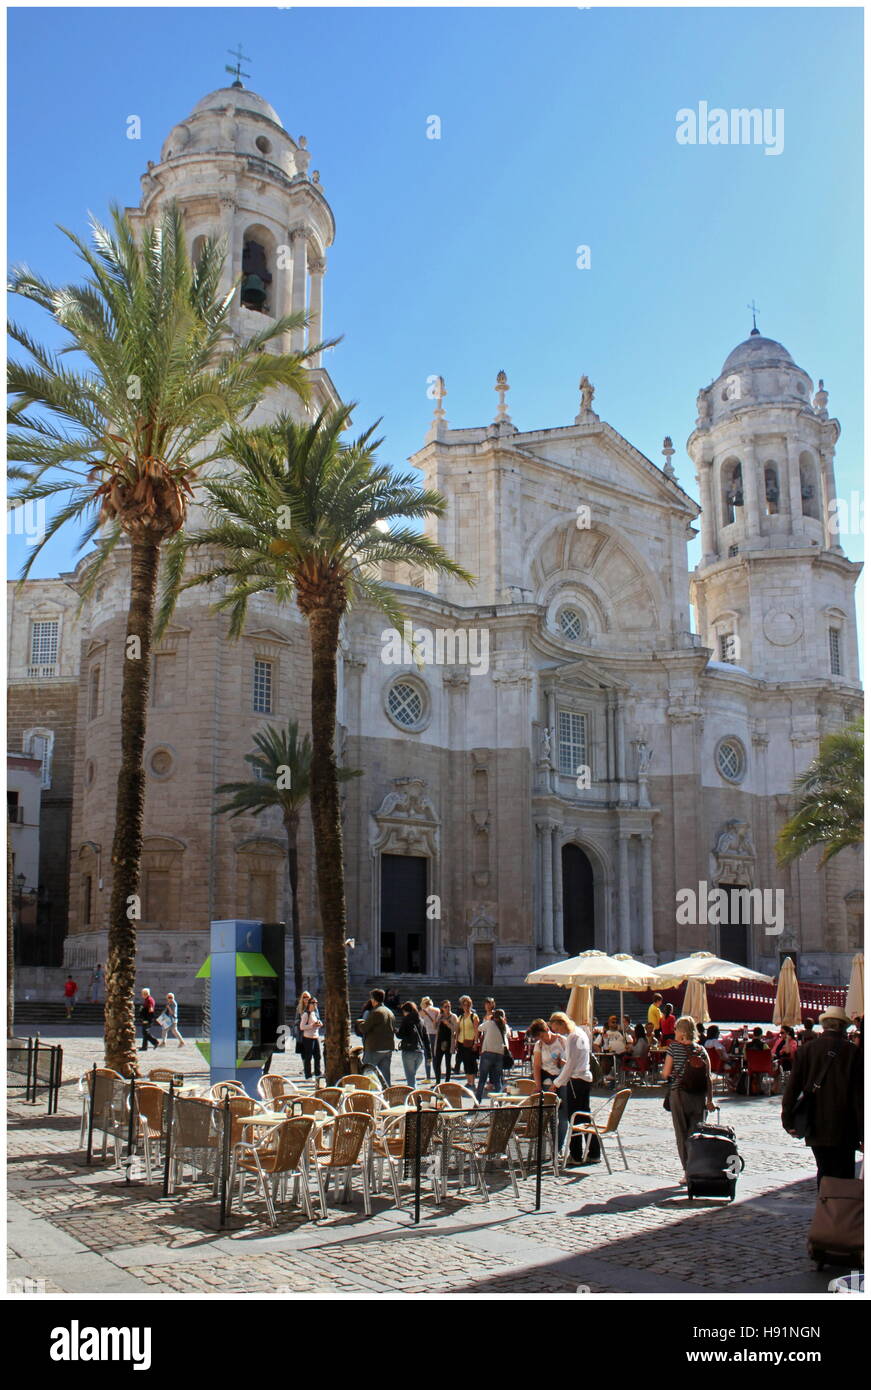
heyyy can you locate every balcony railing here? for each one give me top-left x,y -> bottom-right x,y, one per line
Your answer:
25,664 -> 58,679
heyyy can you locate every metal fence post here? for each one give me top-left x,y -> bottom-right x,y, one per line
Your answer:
125,1074 -> 136,1184
85,1061 -> 97,1165
535,1088 -> 545,1212
219,1095 -> 231,1226
25,1036 -> 35,1104
162,1083 -> 175,1198
413,1095 -> 422,1226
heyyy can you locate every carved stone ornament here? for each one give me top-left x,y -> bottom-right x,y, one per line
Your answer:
712,818 -> 756,886
370,778 -> 439,857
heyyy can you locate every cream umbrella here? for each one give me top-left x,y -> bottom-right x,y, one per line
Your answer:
566,985 -> 593,1029
526,949 -> 662,1034
653,951 -> 774,988
772,955 -> 802,1027
683,977 -> 711,1025
845,953 -> 864,1020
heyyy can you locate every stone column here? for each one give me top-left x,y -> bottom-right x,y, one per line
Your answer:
290,228 -> 308,354
640,832 -> 654,959
819,445 -> 841,552
605,693 -> 615,782
741,437 -> 762,538
615,694 -> 626,784
697,458 -> 717,561
539,822 -> 554,954
617,831 -> 631,953
546,688 -> 558,792
784,437 -> 804,529
308,255 -> 325,365
217,196 -> 238,301
552,825 -> 564,955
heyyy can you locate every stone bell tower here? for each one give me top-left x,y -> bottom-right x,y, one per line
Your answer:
125,76 -> 341,418
688,326 -> 861,685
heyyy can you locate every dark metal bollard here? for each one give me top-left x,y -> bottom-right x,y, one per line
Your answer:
28,1037 -> 38,1104
85,1062 -> 97,1165
413,1095 -> 423,1225
534,1088 -> 545,1212
219,1095 -> 231,1226
125,1074 -> 137,1183
162,1083 -> 175,1198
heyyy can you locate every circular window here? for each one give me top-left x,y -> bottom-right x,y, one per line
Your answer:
386,680 -> 425,730
255,136 -> 271,154
558,607 -> 585,642
149,747 -> 175,778
716,738 -> 746,783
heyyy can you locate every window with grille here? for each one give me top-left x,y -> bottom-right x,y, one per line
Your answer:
387,680 -> 424,728
829,628 -> 842,676
558,710 -> 587,777
716,738 -> 745,783
719,632 -> 738,664
29,620 -> 59,673
558,608 -> 584,642
253,659 -> 273,714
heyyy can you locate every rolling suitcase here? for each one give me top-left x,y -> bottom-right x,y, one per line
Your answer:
807,1176 -> 864,1269
686,1108 -> 744,1201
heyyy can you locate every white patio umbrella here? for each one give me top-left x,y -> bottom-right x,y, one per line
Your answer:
772,955 -> 802,1027
845,953 -> 864,1020
526,949 -> 662,1033
683,977 -> 711,1025
652,951 -> 775,988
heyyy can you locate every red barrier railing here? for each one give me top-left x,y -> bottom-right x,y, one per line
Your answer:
635,981 -> 848,1024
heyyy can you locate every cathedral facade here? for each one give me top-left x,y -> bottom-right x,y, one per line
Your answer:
8,82 -> 863,998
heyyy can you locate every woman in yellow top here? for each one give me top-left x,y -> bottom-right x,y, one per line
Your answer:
455,995 -> 480,1087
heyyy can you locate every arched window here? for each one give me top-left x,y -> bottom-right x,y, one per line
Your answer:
191,235 -> 207,269
241,236 -> 273,313
722,460 -> 743,525
800,452 -> 820,519
763,463 -> 779,515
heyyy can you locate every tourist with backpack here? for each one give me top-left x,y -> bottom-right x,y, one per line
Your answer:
661,1014 -> 714,1179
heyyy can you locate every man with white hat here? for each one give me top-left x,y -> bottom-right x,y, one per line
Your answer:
781,1006 -> 863,1186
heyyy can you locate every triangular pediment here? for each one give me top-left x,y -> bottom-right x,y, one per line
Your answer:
244,626 -> 290,645
541,655 -> 629,691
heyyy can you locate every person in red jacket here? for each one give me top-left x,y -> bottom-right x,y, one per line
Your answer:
139,988 -> 160,1051
658,1003 -> 677,1042
63,975 -> 78,1019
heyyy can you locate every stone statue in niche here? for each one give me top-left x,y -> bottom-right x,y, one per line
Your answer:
696,389 -> 711,422
541,727 -> 553,761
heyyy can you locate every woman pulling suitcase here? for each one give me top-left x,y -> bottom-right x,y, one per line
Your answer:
661,1014 -> 715,1183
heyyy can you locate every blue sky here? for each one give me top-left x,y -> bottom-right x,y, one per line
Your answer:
7,5 -> 864,638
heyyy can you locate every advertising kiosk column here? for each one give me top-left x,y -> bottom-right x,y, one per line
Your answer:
196,919 -> 286,1097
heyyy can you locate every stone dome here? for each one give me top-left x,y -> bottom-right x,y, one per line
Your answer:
720,331 -> 795,377
189,85 -> 284,129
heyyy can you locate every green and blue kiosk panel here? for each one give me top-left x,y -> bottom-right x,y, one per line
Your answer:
196,919 -> 285,1097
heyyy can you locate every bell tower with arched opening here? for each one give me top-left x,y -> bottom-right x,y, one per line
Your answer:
688,327 -> 861,684
125,77 -> 340,418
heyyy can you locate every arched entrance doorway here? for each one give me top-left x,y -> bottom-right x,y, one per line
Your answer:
562,844 -> 595,954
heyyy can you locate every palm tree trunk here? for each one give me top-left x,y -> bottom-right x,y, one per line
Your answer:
307,605 -> 351,1082
104,533 -> 160,1076
7,838 -> 14,1039
283,810 -> 304,1002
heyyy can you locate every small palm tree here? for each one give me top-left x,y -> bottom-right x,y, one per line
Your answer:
162,405 -> 472,1080
8,204 -> 333,1075
776,718 -> 863,866
214,719 -> 361,1001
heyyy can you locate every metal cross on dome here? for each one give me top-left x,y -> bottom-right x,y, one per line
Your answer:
747,299 -> 760,333
226,44 -> 251,87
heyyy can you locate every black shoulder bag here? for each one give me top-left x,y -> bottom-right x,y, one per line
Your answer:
791,1043 -> 840,1140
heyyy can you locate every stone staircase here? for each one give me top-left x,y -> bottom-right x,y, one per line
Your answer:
13,1001 -> 202,1029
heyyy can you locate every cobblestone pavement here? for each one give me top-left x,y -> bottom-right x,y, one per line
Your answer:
7,1035 -> 837,1297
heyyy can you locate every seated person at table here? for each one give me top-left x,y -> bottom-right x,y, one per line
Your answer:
744,1026 -> 770,1057
658,1003 -> 677,1042
728,1026 -> 748,1056
798,1019 -> 817,1045
602,1017 -> 627,1055
773,1026 -> 798,1073
645,1022 -> 657,1047
630,1025 -> 649,1059
703,1025 -> 728,1062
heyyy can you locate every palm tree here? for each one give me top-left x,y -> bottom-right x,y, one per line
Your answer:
8,204 -> 333,1075
214,718 -> 361,1001
161,406 -> 472,1079
776,717 -> 864,866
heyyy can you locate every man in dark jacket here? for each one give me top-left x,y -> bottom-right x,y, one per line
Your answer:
781,1006 -> 863,1185
356,989 -> 396,1085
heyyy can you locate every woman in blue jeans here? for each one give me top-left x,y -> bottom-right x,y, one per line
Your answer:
396,1001 -> 427,1087
476,1009 -> 508,1101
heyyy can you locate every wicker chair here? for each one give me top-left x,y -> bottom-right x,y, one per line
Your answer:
563,1088 -> 631,1175
450,1106 -> 523,1201
78,1067 -> 124,1151
130,1083 -> 169,1182
225,1095 -> 264,1149
341,1090 -> 386,1120
283,1095 -> 337,1154
433,1081 -> 478,1110
315,1087 -> 346,1110
169,1095 -> 221,1192
257,1074 -> 296,1104
407,1088 -> 447,1110
229,1116 -> 318,1226
336,1074 -> 381,1092
382,1084 -> 414,1108
208,1081 -> 248,1103
512,1093 -> 561,1178
311,1112 -> 375,1215
147,1068 -> 177,1084
509,1078 -> 540,1097
371,1108 -> 441,1208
